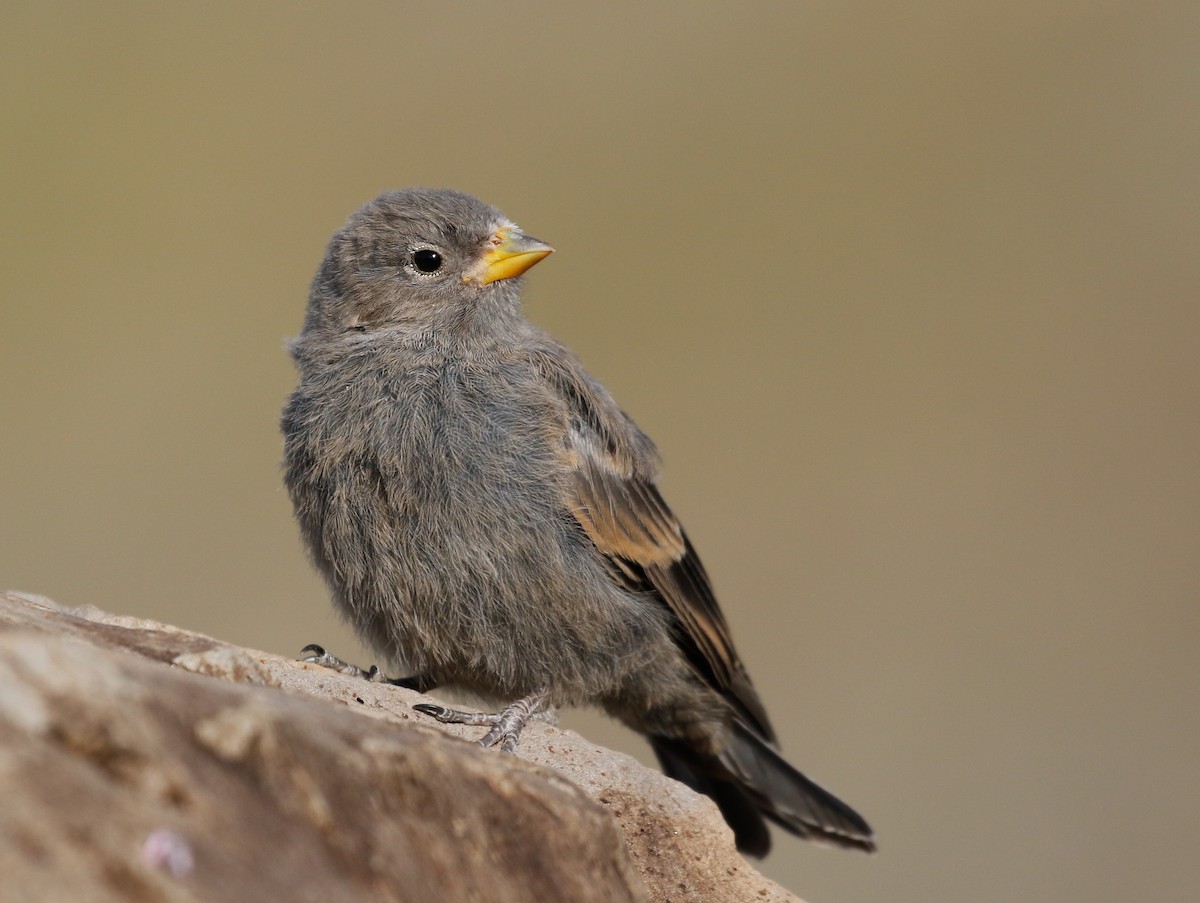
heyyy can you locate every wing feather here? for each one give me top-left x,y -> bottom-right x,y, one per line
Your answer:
532,347 -> 776,741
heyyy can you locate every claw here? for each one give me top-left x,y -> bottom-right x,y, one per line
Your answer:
412,703 -> 465,723
298,644 -> 370,678
412,689 -> 549,752
299,645 -> 439,691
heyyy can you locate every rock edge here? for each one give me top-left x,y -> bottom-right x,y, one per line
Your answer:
0,590 -> 802,903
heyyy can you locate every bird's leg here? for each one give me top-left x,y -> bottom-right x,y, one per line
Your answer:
413,689 -> 549,753
299,644 -> 439,692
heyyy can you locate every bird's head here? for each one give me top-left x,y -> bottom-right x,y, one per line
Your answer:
299,188 -> 553,344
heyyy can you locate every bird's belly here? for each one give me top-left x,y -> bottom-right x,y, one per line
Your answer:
307,379 -> 666,700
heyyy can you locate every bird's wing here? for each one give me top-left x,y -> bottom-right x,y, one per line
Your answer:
532,347 -> 776,742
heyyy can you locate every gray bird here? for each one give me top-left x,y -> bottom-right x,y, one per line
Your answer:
282,188 -> 874,856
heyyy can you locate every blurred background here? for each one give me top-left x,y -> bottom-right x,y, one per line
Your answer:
3,3 -> 1197,901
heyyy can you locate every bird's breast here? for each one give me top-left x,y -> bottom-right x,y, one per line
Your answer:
293,347 -> 571,519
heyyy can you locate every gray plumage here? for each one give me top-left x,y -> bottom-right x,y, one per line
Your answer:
282,188 -> 874,856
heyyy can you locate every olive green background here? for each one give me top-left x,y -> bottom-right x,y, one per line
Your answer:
3,4 -> 1196,901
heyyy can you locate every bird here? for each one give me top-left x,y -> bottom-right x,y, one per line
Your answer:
281,188 -> 874,856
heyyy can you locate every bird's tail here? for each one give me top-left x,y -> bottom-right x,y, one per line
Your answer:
652,723 -> 875,857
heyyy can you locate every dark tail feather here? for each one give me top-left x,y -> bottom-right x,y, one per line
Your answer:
652,727 -> 875,857
723,721 -> 875,853
653,738 -> 772,856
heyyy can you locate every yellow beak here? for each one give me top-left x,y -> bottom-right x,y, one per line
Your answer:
471,227 -> 554,285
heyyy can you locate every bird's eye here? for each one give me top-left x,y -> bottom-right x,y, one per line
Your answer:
412,249 -> 443,273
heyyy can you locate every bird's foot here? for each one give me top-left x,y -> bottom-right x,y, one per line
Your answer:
413,689 -> 549,753
299,643 -> 379,680
298,644 -> 438,692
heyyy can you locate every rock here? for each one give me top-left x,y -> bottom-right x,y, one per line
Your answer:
0,591 -> 803,903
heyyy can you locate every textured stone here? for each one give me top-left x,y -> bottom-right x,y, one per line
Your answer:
0,591 -> 803,902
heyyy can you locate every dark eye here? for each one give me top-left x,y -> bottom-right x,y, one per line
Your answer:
412,249 -> 443,273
